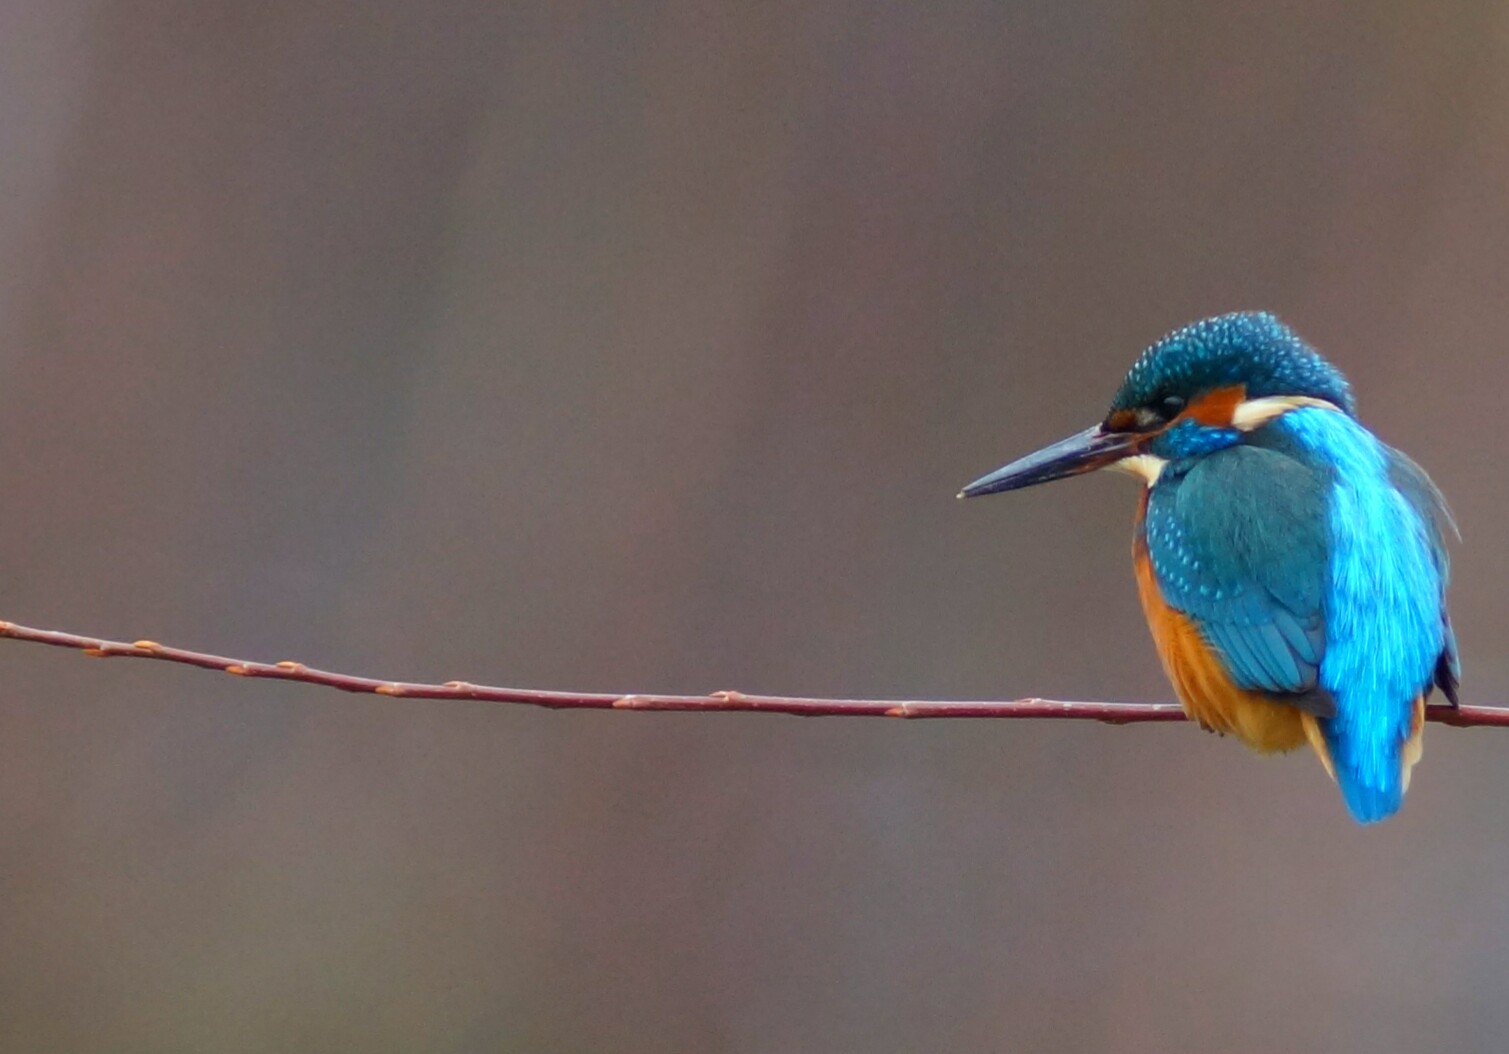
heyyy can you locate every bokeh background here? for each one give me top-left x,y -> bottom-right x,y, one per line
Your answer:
1,2 -> 1506,1051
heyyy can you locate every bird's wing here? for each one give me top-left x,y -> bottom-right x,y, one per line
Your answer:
1144,444 -> 1334,716
1386,446 -> 1460,704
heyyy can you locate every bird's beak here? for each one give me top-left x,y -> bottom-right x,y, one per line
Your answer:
958,425 -> 1142,498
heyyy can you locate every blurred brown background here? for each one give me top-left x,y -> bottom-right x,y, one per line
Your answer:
0,2 -> 1506,1051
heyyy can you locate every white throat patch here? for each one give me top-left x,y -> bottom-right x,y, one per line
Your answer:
1110,453 -> 1168,485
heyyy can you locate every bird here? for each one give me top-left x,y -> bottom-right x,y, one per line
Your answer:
959,312 -> 1458,823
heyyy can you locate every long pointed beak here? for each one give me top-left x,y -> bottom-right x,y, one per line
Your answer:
958,425 -> 1142,498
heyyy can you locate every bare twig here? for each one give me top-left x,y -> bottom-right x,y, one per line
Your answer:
0,618 -> 1498,726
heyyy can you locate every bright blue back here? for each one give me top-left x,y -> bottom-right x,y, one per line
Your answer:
1280,408 -> 1449,822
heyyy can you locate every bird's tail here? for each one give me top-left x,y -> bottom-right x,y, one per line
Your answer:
1300,697 -> 1425,824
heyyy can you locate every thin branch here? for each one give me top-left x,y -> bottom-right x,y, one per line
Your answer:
0,618 -> 1499,726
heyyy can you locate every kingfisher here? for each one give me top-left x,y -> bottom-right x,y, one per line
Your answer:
960,312 -> 1458,823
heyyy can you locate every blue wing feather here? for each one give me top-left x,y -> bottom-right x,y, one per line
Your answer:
1144,442 -> 1334,713
1387,447 -> 1460,704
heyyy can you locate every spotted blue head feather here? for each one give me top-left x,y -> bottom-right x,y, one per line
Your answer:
1111,312 -> 1357,418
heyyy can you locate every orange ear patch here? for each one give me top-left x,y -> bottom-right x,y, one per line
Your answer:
1181,384 -> 1247,427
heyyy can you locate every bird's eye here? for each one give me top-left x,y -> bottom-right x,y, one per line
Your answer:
1157,394 -> 1187,419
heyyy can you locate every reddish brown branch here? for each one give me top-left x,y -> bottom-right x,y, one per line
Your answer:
0,618 -> 1499,726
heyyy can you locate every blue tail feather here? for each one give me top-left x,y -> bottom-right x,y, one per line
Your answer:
1323,720 -> 1403,823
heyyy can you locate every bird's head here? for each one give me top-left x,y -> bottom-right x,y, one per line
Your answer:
959,312 -> 1354,497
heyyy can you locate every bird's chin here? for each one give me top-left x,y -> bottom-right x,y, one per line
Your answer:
1109,453 -> 1168,485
